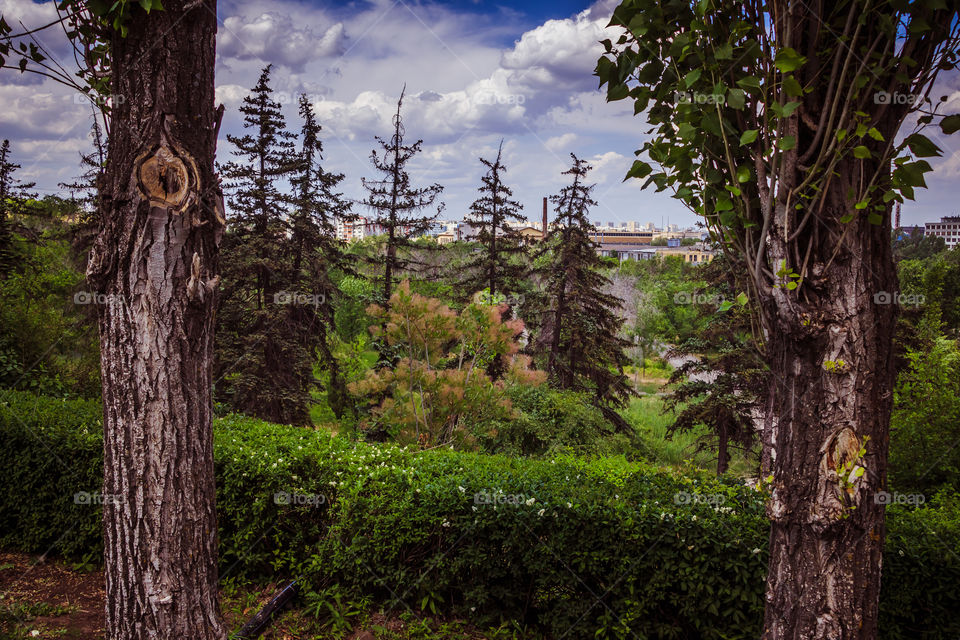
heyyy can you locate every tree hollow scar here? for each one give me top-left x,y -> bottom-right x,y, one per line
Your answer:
135,138 -> 199,214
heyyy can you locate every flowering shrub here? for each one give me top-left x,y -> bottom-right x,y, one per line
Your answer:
1,391 -> 958,639
350,281 -> 546,447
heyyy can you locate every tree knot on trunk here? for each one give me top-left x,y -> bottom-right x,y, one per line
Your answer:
134,121 -> 200,215
810,426 -> 868,530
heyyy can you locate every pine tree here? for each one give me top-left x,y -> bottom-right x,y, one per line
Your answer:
59,121 -> 107,252
534,154 -> 635,429
289,94 -> 357,419
0,139 -> 37,277
216,65 -> 311,424
462,141 -> 527,301
219,64 -> 299,300
662,252 -> 767,475
359,87 -> 444,304
59,120 -> 106,217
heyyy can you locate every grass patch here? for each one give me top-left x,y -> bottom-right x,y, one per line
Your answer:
624,396 -> 758,476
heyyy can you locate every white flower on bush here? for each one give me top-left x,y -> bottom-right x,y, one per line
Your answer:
458,486 -> 465,493
525,497 -> 536,506
441,519 -> 451,527
751,548 -> 761,554
537,509 -> 545,517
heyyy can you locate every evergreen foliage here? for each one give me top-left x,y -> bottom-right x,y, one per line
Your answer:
533,155 -> 635,430
358,88 -> 444,305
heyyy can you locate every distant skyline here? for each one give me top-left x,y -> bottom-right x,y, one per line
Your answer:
1,0 -> 959,228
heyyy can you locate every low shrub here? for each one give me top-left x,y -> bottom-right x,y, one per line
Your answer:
1,391 -> 958,639
479,386 -> 627,457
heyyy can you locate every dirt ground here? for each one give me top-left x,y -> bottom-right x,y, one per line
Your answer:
0,551 -> 493,640
0,551 -> 104,639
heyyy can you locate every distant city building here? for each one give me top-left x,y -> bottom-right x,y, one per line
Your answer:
336,216 -> 416,241
336,216 -> 383,241
590,227 -> 655,250
895,225 -> 924,242
628,245 -> 716,264
922,216 -> 960,248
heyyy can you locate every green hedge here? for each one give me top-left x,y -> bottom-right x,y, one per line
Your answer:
1,391 -> 958,639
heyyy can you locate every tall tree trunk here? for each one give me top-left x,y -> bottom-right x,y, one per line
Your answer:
86,2 -> 227,638
759,185 -> 897,639
716,421 -> 729,476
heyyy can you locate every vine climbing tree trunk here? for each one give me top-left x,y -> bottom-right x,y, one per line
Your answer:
86,1 -> 227,638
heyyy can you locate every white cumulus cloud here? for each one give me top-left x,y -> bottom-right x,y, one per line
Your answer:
219,12 -> 346,70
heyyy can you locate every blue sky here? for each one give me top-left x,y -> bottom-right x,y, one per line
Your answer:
1,0 -> 959,229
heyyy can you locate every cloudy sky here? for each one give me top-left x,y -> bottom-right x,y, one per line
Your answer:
2,0 -> 959,228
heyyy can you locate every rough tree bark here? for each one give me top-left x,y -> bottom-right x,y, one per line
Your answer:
758,115 -> 901,640
85,1 -> 227,638
760,202 -> 897,639
749,2 -> 960,633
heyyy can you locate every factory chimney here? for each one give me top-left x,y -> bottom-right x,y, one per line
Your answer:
542,197 -> 548,237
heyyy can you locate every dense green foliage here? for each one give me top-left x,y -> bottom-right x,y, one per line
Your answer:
358,88 -> 444,305
2,391 -> 959,639
460,143 -> 528,305
617,255 -> 709,344
217,65 -> 318,424
889,338 -> 960,494
662,253 -> 766,475
349,281 -> 544,446
0,194 -> 100,397
532,156 -> 635,430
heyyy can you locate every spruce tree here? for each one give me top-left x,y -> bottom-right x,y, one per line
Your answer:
462,141 -> 527,301
59,121 -> 107,252
662,252 -> 767,474
0,139 -> 37,276
359,87 -> 444,304
534,154 -> 635,429
289,94 -> 357,419
216,65 -> 311,424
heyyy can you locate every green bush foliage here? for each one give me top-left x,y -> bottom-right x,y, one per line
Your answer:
481,385 -> 620,456
0,224 -> 100,397
889,338 -> 960,493
1,391 -> 958,639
